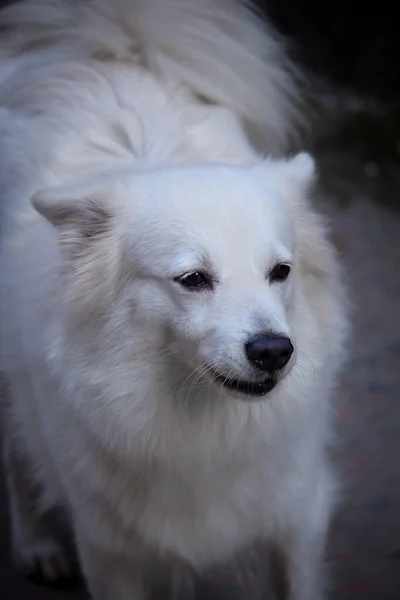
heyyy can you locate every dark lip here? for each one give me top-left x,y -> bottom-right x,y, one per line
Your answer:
214,374 -> 277,397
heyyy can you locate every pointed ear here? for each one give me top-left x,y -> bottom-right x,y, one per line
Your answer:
275,152 -> 316,191
284,152 -> 315,188
32,181 -> 113,257
260,151 -> 316,196
283,154 -> 337,278
32,180 -> 125,314
260,153 -> 336,279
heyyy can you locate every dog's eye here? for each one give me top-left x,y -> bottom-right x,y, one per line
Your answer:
175,271 -> 211,290
269,263 -> 291,283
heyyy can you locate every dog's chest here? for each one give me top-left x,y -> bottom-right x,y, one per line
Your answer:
102,451 -> 270,567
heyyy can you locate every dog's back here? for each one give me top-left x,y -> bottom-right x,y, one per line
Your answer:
0,0 -> 301,154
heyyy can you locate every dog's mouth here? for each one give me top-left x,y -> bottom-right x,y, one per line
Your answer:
214,373 -> 277,398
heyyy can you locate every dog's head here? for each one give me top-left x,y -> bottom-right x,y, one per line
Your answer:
33,154 -> 337,400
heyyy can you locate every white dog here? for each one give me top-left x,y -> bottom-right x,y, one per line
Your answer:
0,1 -> 347,599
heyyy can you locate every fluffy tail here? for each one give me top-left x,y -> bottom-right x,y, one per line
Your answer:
0,0 -> 302,153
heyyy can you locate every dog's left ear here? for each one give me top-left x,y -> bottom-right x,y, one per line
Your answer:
284,152 -> 315,188
271,152 -> 316,193
285,154 -> 338,279
261,153 -> 337,280
258,152 -> 316,200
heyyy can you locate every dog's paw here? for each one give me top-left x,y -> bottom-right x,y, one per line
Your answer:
13,538 -> 76,587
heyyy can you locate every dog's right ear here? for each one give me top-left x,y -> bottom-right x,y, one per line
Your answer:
32,181 -> 114,258
32,180 -> 125,312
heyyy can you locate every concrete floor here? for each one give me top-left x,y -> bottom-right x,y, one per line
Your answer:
1,110 -> 400,598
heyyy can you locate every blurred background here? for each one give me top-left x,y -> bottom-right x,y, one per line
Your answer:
0,1 -> 399,599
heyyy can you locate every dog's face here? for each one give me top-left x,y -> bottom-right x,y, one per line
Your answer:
33,154 -> 318,399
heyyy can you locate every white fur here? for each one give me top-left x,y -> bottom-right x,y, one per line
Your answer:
0,2 -> 347,599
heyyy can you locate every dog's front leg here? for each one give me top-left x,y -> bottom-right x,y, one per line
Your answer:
76,535 -> 147,600
268,526 -> 327,600
267,470 -> 334,600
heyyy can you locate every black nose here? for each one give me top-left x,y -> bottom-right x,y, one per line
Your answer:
245,333 -> 293,372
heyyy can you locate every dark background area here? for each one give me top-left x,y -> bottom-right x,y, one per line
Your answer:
1,1 -> 399,599
261,0 -> 400,106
